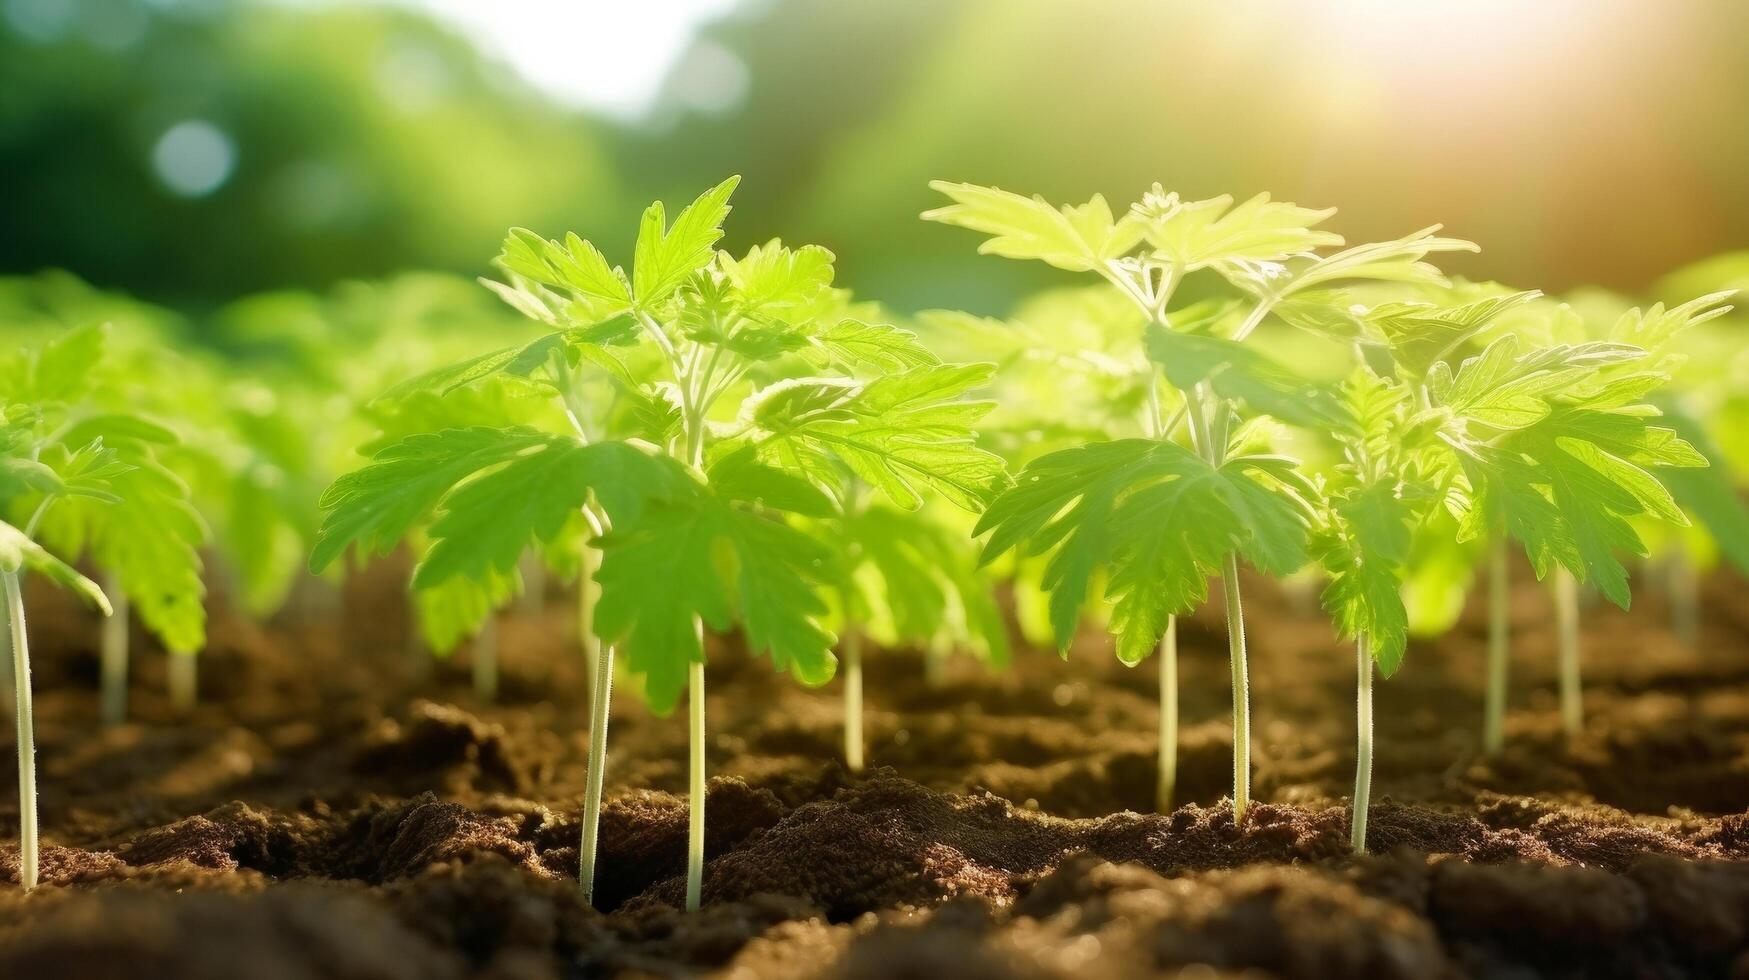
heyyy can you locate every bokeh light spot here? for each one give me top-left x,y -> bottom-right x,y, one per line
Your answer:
151,119 -> 236,198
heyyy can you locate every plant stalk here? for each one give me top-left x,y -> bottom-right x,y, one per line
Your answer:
1483,534 -> 1509,755
6,572 -> 38,890
684,645 -> 706,912
579,642 -> 614,905
1219,555 -> 1252,822
519,553 -> 547,615
1352,633 -> 1374,854
167,652 -> 197,714
100,575 -> 129,727
1668,542 -> 1699,650
0,594 -> 12,722
843,631 -> 864,773
1185,385 -> 1251,822
472,616 -> 499,703
1553,567 -> 1582,738
1156,615 -> 1178,812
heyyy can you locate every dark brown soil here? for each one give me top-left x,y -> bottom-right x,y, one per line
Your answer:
2,555 -> 1748,979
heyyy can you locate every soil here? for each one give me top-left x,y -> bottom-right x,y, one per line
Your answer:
2,555 -> 1748,979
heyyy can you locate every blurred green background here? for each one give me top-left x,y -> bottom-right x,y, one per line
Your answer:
4,0 -> 1747,319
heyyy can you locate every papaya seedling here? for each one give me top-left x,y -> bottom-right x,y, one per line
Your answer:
0,400 -> 115,891
317,178 -> 995,912
1,323 -> 207,724
1301,285 -> 1714,754
927,181 -> 1473,818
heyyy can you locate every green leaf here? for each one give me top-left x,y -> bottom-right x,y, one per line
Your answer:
976,439 -> 1308,657
413,440 -> 687,589
310,427 -> 553,572
1439,335 -> 1645,432
719,240 -> 836,312
748,364 -> 1007,512
39,451 -> 207,652
807,318 -> 939,371
413,563 -> 517,655
1318,481 -> 1414,674
1132,187 -> 1341,270
1360,291 -> 1541,378
708,446 -> 835,517
923,181 -> 1146,272
633,176 -> 741,305
497,227 -> 632,315
0,518 -> 110,614
14,323 -> 107,403
1272,226 -> 1478,296
1144,322 -> 1335,427
1609,290 -> 1735,353
383,321 -> 638,399
593,484 -> 835,713
1655,403 -> 1749,576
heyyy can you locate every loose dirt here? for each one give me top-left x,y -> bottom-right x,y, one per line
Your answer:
2,557 -> 1746,978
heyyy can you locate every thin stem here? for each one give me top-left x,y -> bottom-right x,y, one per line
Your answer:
518,553 -> 546,615
167,652 -> 197,713
1668,541 -> 1699,650
101,574 -> 129,727
1554,567 -> 1582,738
1352,633 -> 1374,854
1483,534 -> 1510,755
1156,615 -> 1178,812
684,646 -> 706,912
1218,554 -> 1252,822
473,616 -> 499,704
7,572 -> 38,890
1185,385 -> 1252,822
843,631 -> 864,773
579,641 -> 614,906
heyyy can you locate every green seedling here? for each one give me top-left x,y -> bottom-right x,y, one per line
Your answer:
928,181 -> 1473,818
315,178 -> 996,912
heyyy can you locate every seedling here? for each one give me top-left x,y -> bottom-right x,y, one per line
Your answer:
812,493 -> 1008,771
0,392 -> 117,890
316,178 -> 995,911
1,324 -> 207,724
927,181 -> 1473,818
1458,291 -> 1734,746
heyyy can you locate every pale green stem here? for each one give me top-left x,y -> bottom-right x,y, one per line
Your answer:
1185,385 -> 1252,822
579,641 -> 614,905
1554,567 -> 1581,738
843,631 -> 864,773
1352,633 -> 1374,854
167,652 -> 197,713
0,592 -> 12,722
100,574 -> 129,727
1668,541 -> 1699,650
518,553 -> 546,615
1156,615 -> 1178,813
473,616 -> 499,704
1219,555 -> 1252,822
684,646 -> 706,912
1483,534 -> 1510,755
7,572 -> 38,890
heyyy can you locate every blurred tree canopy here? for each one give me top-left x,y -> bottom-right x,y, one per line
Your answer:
4,0 -> 1748,319
1,0 -> 619,309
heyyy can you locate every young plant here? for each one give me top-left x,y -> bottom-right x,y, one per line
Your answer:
1,324 -> 207,724
811,488 -> 1008,771
0,398 -> 115,890
1305,286 -> 1710,754
316,178 -> 993,911
1310,368 -> 1440,852
927,182 -> 1473,818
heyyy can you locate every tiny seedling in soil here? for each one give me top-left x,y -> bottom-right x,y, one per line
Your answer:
315,178 -> 1001,910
